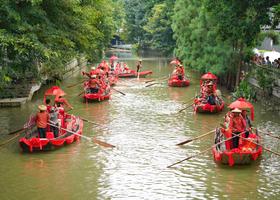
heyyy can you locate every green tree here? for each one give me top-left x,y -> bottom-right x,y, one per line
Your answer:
0,0 -> 117,90
143,1 -> 175,55
172,0 -> 280,90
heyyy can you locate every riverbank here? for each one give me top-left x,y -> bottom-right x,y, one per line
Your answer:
0,57 -> 87,107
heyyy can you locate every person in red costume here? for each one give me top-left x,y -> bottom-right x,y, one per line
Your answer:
88,75 -> 100,93
36,105 -> 49,138
55,95 -> 73,110
176,64 -> 185,80
228,108 -> 246,148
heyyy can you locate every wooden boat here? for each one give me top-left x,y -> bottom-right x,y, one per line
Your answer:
118,70 -> 152,78
193,98 -> 225,113
83,89 -> 111,102
168,76 -> 190,87
83,81 -> 111,102
212,128 -> 262,166
19,114 -> 83,152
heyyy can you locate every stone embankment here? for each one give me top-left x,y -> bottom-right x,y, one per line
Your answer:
0,57 -> 87,107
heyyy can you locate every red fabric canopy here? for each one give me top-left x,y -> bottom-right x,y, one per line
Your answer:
201,72 -> 217,80
228,98 -> 254,120
44,86 -> 66,97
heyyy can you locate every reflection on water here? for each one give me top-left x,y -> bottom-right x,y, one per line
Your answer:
0,53 -> 280,200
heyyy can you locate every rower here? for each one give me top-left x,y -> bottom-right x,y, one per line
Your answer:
176,64 -> 185,80
205,82 -> 216,105
241,110 -> 252,138
36,105 -> 49,138
45,98 -> 52,113
136,59 -> 142,74
89,75 -> 100,94
228,108 -> 246,148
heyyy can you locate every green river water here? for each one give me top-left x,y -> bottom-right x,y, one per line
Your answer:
0,52 -> 279,200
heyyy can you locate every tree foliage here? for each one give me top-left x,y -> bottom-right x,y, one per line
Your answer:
123,0 -> 175,55
172,0 -> 280,88
0,0 -> 117,89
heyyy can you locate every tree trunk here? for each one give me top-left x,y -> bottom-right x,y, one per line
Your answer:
235,43 -> 243,87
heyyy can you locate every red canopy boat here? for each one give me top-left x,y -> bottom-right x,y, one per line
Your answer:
193,72 -> 224,113
118,70 -> 152,78
19,113 -> 83,152
168,75 -> 190,87
83,81 -> 111,102
212,128 -> 262,166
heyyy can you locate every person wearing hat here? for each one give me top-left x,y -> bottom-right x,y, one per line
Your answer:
49,107 -> 59,137
88,74 -> 100,93
89,66 -> 96,76
176,64 -> 185,80
204,82 -> 216,105
36,105 -> 49,138
228,108 -> 246,148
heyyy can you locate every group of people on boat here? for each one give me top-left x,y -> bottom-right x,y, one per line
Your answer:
36,96 -> 73,138
82,62 -> 112,95
221,106 -> 257,151
194,77 -> 222,107
171,64 -> 185,80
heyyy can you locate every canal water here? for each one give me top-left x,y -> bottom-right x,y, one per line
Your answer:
0,52 -> 279,200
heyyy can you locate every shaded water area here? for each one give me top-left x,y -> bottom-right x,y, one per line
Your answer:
0,51 -> 280,199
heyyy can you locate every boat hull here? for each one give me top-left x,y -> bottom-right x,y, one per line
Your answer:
212,128 -> 262,166
194,100 -> 224,113
83,93 -> 110,102
19,115 -> 83,153
168,78 -> 190,87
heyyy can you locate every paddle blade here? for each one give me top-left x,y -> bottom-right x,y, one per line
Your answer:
176,139 -> 192,146
93,138 -> 115,148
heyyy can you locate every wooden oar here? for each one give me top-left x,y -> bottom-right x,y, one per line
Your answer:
233,133 -> 280,156
176,129 -> 216,145
0,133 -> 21,147
80,117 -> 99,125
178,103 -> 194,113
8,127 -> 24,135
145,82 -> 160,87
77,91 -> 84,96
167,134 -> 239,168
47,123 -> 115,148
145,76 -> 168,83
111,88 -> 126,95
182,98 -> 195,105
67,80 -> 84,88
256,129 -> 280,139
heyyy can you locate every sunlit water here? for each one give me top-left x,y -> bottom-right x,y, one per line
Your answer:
0,53 -> 279,200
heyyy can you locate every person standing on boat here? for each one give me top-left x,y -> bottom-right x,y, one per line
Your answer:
228,108 -> 246,148
136,59 -> 142,78
205,82 -> 216,105
241,110 -> 252,138
176,64 -> 185,80
88,75 -> 100,94
49,107 -> 59,137
45,98 -> 52,113
36,105 -> 49,138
